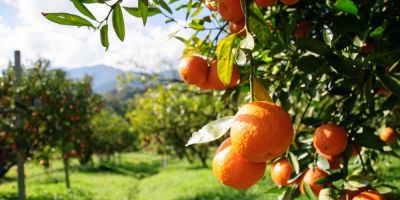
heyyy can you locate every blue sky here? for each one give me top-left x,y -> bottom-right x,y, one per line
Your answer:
0,0 -> 195,71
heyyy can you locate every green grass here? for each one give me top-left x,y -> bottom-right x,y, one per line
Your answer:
0,152 -> 398,200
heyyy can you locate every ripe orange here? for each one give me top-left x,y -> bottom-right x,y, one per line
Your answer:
271,158 -> 293,186
299,167 -> 330,196
352,190 -> 385,200
313,124 -> 348,156
280,0 -> 300,5
205,0 -> 218,11
230,101 -> 294,162
255,0 -> 276,7
340,188 -> 369,200
229,19 -> 246,36
379,127 -> 397,145
318,150 -> 341,170
179,55 -> 209,85
294,20 -> 310,39
213,145 -> 266,189
218,0 -> 244,22
208,61 -> 240,90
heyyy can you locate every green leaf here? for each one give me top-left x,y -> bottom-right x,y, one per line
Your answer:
317,155 -> 330,171
323,25 -> 333,47
319,188 -> 338,200
377,70 -> 400,97
71,0 -> 96,20
265,186 -> 286,194
124,7 -> 160,17
42,13 -> 93,27
112,4 -> 125,41
346,175 -> 375,188
186,116 -> 234,146
249,14 -> 270,45
81,0 -> 105,3
297,56 -> 325,74
190,5 -> 203,18
370,20 -> 387,39
334,0 -> 358,16
100,24 -> 109,50
375,185 -> 396,194
297,38 -> 329,55
216,34 -> 238,85
154,0 -> 172,14
314,172 -> 343,184
289,152 -> 300,174
138,0 -> 149,25
186,0 -> 193,20
280,187 -> 294,200
303,182 -> 318,200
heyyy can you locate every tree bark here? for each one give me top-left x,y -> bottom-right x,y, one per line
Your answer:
16,152 -> 25,200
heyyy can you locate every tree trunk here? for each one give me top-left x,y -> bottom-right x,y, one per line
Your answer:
62,152 -> 71,189
16,152 -> 26,200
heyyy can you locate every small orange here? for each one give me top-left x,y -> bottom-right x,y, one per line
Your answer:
255,0 -> 276,7
271,158 -> 293,186
204,0 -> 218,11
280,0 -> 300,5
229,19 -> 246,36
208,61 -> 240,90
313,124 -> 348,156
213,145 -> 266,189
179,55 -> 208,85
294,20 -> 310,39
299,167 -> 330,196
230,101 -> 294,162
352,190 -> 385,200
379,127 -> 397,145
218,0 -> 244,22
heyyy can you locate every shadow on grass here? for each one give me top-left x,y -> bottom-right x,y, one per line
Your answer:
0,188 -> 93,200
177,189 -> 258,200
77,161 -> 161,179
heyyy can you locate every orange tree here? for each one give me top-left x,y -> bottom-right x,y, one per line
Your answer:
45,0 -> 400,199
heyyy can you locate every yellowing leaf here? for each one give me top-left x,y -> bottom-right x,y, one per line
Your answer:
216,34 -> 237,85
252,77 -> 273,102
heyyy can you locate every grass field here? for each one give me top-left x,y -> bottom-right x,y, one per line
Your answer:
0,151 -> 398,200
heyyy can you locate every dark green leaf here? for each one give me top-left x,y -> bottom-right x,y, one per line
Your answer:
326,54 -> 361,77
370,20 -> 387,39
186,0 -> 193,20
112,4 -> 125,41
216,34 -> 238,85
382,95 -> 399,111
249,13 -> 270,45
138,0 -> 149,25
297,56 -> 325,74
100,24 -> 109,50
296,38 -> 329,55
124,7 -> 160,17
346,175 -> 375,188
315,172 -> 343,184
377,70 -> 400,97
354,131 -> 386,150
302,117 -> 322,126
334,0 -> 358,16
154,0 -> 172,14
71,0 -> 96,20
303,182 -> 318,200
42,13 -> 93,27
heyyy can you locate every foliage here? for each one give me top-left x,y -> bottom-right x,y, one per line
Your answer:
126,83 -> 239,167
43,0 -> 400,198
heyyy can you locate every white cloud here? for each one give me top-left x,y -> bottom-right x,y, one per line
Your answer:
0,0 -> 190,72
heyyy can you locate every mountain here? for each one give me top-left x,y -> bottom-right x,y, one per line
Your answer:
65,65 -> 124,93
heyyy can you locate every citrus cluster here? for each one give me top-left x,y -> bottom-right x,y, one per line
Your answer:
212,101 -> 294,189
178,55 -> 240,90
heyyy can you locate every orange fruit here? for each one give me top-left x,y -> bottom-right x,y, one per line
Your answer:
280,0 -> 300,5
318,150 -> 341,170
179,55 -> 209,85
218,0 -> 244,22
208,61 -> 240,90
299,167 -> 330,196
229,19 -> 246,36
352,190 -> 385,200
294,20 -> 310,39
255,0 -> 276,7
340,188 -> 369,200
379,127 -> 397,145
271,158 -> 293,186
205,0 -> 218,11
313,124 -> 348,156
230,101 -> 294,162
216,137 -> 232,153
213,145 -> 266,189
